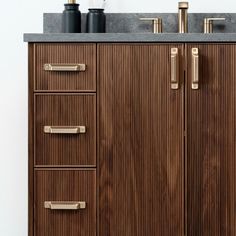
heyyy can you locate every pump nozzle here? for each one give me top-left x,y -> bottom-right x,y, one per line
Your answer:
68,0 -> 76,4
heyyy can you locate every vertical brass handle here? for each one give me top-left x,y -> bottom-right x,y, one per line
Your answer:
44,201 -> 86,210
171,48 -> 179,90
192,48 -> 199,90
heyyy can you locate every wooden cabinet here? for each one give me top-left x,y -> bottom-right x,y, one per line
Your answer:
28,44 -> 97,236
186,44 -> 236,236
28,42 -> 236,236
98,44 -> 184,236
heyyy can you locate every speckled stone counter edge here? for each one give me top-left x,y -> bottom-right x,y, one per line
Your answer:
24,33 -> 236,42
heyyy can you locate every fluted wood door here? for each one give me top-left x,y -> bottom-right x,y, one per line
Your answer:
187,44 -> 236,236
98,44 -> 184,236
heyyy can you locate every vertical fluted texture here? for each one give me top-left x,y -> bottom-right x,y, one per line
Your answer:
35,94 -> 96,166
34,170 -> 96,236
34,43 -> 96,91
98,44 -> 184,236
187,44 -> 236,236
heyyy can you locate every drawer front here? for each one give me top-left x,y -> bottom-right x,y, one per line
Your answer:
34,43 -> 96,91
35,94 -> 96,166
34,170 -> 96,236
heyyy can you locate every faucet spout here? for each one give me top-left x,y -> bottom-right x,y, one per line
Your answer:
178,2 -> 189,33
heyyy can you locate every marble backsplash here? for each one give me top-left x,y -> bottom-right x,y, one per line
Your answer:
44,13 -> 236,33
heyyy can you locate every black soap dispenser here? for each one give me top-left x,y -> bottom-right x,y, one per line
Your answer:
62,0 -> 81,33
86,8 -> 106,33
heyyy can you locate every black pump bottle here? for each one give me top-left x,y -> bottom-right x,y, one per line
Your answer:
62,0 -> 81,33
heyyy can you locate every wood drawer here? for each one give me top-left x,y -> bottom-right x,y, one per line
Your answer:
34,43 -> 96,91
34,169 -> 96,236
34,94 -> 96,166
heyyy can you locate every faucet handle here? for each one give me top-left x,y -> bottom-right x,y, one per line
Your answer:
140,18 -> 162,33
204,17 -> 226,33
178,2 -> 189,9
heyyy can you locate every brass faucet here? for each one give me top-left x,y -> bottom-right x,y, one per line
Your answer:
178,2 -> 189,33
204,18 -> 226,33
140,18 -> 163,33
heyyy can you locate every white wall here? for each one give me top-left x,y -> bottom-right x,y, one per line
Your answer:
0,0 -> 236,235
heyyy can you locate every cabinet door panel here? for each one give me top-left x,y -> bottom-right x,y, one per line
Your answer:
98,44 -> 184,236
187,44 -> 236,236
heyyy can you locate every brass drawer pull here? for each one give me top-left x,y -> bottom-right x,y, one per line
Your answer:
44,201 -> 86,210
44,63 -> 86,72
44,126 -> 86,134
171,48 -> 179,89
192,48 -> 199,90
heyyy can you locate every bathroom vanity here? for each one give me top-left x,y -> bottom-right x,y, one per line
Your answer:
24,13 -> 236,236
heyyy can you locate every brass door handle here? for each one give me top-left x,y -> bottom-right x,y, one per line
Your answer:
44,126 -> 86,134
44,63 -> 86,72
44,201 -> 86,210
192,48 -> 199,90
171,48 -> 179,89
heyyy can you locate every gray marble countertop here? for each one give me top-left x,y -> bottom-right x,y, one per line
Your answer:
24,33 -> 236,42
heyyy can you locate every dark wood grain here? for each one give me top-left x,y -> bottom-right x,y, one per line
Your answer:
34,94 -> 96,166
34,43 -> 96,92
34,169 -> 96,236
28,43 -> 34,236
29,42 -> 236,236
186,44 -> 236,236
98,44 -> 185,236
